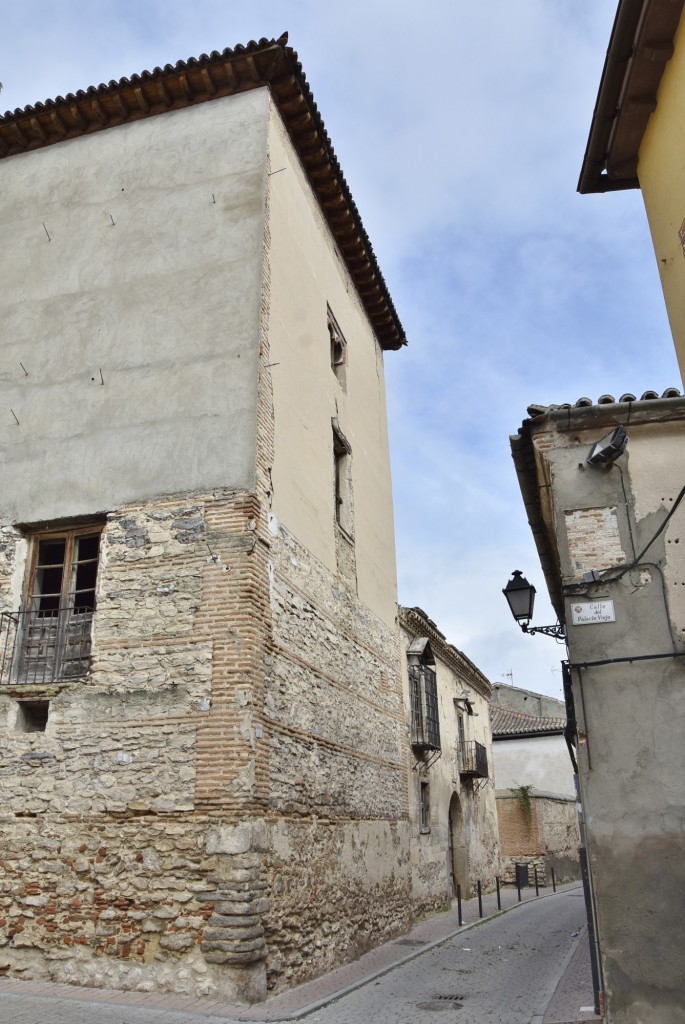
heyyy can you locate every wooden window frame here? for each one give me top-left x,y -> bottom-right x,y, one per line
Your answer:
24,523 -> 103,613
10,523 -> 104,684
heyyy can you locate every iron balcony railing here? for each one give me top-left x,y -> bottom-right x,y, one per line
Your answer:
0,606 -> 94,686
459,740 -> 489,779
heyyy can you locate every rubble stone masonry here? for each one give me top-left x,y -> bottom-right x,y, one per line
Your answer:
0,489 -> 413,998
0,491 -> 274,1001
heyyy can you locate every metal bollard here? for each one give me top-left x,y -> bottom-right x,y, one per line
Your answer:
456,884 -> 464,926
534,864 -> 539,897
496,875 -> 501,910
477,880 -> 483,918
551,866 -> 556,893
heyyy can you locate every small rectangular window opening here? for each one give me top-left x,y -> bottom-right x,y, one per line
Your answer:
16,700 -> 50,733
328,307 -> 347,386
420,781 -> 431,833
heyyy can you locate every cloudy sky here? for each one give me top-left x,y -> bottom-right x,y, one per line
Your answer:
2,1 -> 680,699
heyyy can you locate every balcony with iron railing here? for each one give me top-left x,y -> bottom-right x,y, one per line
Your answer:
459,739 -> 489,779
0,606 -> 94,686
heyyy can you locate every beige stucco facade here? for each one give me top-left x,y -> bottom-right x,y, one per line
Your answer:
638,12 -> 685,382
266,103 -> 398,627
492,733 -> 574,798
511,395 -> 685,1024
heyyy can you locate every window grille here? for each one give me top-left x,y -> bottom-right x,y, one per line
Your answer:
409,663 -> 441,752
0,526 -> 101,686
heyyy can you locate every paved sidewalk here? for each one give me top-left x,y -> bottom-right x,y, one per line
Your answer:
542,922 -> 602,1024
0,881 -> 601,1022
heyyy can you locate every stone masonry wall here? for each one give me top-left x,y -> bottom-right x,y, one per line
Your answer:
260,522 -> 411,992
0,489 -> 274,1000
263,818 -> 412,991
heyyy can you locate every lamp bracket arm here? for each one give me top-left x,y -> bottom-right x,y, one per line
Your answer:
522,623 -> 566,640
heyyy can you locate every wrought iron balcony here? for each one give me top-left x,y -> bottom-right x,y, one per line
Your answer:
0,606 -> 94,686
459,740 -> 488,779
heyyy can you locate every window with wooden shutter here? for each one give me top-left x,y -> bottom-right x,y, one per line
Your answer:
11,525 -> 102,684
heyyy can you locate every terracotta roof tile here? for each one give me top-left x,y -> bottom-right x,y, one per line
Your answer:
0,33 -> 406,352
526,389 -> 681,418
489,704 -> 566,738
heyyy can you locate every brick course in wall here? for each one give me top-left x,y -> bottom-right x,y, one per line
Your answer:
564,506 -> 626,575
496,792 -> 580,886
0,490 -> 277,1000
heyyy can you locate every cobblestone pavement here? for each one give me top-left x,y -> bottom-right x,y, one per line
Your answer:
0,885 -> 600,1024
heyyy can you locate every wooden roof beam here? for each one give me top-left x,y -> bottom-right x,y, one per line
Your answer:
29,117 -> 47,142
133,88 -> 150,115
200,67 -> 217,96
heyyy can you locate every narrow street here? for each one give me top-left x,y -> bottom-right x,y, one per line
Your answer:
304,888 -> 588,1024
0,888 -> 591,1024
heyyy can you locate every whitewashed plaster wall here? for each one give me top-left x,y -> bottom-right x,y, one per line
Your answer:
0,89 -> 268,523
491,734 -> 575,797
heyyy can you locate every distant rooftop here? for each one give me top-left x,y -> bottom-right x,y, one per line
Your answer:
490,705 -> 566,739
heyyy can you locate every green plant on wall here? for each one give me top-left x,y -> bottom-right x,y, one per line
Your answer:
511,784 -> 534,831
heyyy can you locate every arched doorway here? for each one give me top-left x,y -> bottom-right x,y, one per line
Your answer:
448,792 -> 469,896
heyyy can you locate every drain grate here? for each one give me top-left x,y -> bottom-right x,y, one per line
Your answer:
394,938 -> 427,946
416,996 -> 464,1011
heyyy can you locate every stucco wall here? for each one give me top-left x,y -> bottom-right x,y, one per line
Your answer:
529,412 -> 685,1023
638,10 -> 685,386
492,734 -> 575,797
0,89 -> 268,523
265,102 -> 399,628
399,618 -> 500,903
490,684 -> 565,718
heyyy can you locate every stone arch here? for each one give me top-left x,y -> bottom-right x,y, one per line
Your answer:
448,791 -> 469,896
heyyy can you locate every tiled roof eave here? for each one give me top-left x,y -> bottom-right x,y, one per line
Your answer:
492,728 -> 565,740
399,606 -> 492,700
0,33 -> 407,352
489,704 -> 567,738
578,0 -> 685,194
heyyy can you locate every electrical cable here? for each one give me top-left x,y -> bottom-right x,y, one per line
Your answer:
602,480 -> 685,583
562,480 -> 685,592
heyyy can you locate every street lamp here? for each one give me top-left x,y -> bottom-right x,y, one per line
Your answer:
502,571 -> 566,640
